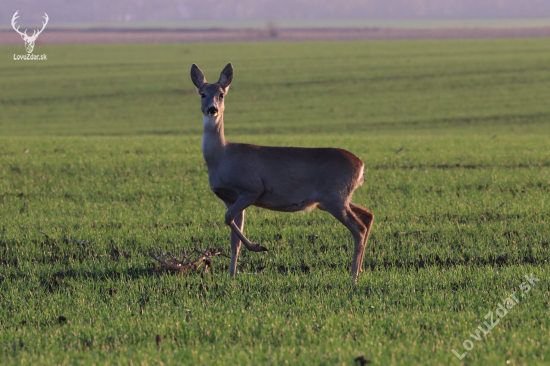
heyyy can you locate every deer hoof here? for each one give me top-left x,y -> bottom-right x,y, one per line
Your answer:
251,243 -> 269,252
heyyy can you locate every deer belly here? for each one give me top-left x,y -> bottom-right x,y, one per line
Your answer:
253,200 -> 318,212
254,190 -> 319,212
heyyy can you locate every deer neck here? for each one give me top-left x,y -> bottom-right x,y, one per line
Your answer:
202,113 -> 227,168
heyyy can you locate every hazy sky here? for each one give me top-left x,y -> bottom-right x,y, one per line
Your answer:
3,0 -> 550,25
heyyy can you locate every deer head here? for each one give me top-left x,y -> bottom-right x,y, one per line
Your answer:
191,63 -> 233,118
12,11 -> 49,54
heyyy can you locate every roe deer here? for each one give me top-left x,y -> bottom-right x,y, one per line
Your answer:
190,63 -> 374,280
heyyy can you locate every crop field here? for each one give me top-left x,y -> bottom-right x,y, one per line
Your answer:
1,39 -> 550,365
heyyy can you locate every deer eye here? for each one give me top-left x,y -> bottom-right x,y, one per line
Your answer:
201,93 -> 206,98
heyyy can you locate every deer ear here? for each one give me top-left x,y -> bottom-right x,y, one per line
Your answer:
190,64 -> 206,92
218,63 -> 233,91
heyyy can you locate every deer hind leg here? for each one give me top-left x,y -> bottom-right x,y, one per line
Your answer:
321,201 -> 367,281
350,204 -> 374,274
224,194 -> 268,253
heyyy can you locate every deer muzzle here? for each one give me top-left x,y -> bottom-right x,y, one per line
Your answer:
207,106 -> 218,116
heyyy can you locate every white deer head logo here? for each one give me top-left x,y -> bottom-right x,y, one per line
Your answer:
11,11 -> 49,54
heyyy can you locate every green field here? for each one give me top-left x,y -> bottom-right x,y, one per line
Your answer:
1,40 -> 549,365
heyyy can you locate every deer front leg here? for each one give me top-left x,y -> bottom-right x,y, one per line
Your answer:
223,201 -> 246,276
228,208 -> 245,277
224,194 -> 269,253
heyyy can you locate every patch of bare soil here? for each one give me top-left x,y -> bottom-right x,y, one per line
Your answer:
1,26 -> 550,45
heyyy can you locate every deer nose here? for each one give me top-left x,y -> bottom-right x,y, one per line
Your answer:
207,106 -> 218,115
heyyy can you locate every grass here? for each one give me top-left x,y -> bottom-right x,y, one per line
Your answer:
0,39 -> 549,365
